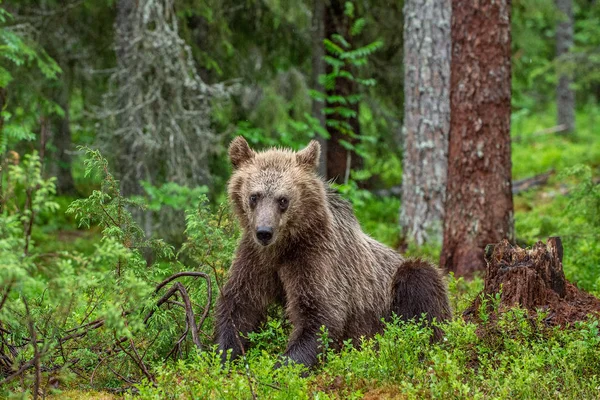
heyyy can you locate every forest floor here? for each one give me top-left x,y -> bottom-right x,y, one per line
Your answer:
14,108 -> 600,399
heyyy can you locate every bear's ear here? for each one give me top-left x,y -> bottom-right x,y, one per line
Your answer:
296,140 -> 321,171
229,136 -> 255,169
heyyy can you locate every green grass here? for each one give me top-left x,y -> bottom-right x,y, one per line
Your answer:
511,103 -> 600,180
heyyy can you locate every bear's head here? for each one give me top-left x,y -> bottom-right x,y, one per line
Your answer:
227,136 -> 330,248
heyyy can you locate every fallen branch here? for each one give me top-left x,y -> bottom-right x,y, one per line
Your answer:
512,169 -> 555,194
513,124 -> 568,142
1,269 -> 213,389
0,358 -> 36,386
371,185 -> 402,198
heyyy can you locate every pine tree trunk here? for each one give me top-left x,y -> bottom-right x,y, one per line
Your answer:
324,0 -> 361,183
555,0 -> 575,132
312,0 -> 327,177
114,0 -> 138,197
54,65 -> 76,195
440,0 -> 514,276
400,0 -> 451,246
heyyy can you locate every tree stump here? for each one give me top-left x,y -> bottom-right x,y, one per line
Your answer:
465,237 -> 600,325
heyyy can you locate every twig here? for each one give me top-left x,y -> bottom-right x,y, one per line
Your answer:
107,362 -> 137,384
89,356 -> 107,386
0,277 -> 15,312
23,298 -> 41,400
128,337 -> 153,381
165,318 -> 189,361
114,333 -> 154,383
230,318 -> 257,400
0,358 -> 36,386
143,285 -> 179,324
59,319 -> 105,343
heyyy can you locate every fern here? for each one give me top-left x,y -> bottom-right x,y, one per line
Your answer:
312,1 -> 382,168
0,5 -> 62,157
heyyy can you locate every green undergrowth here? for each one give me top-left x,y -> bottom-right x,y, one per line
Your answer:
3,106 -> 600,399
131,292 -> 600,399
511,104 -> 600,294
511,103 -> 600,180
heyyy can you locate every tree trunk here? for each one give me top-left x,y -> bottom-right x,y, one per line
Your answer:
440,0 -> 514,276
0,87 -> 6,214
464,238 -> 600,326
555,0 -> 575,132
54,65 -> 76,195
324,0 -> 361,183
114,0 -> 139,197
400,0 -> 451,246
312,0 -> 327,177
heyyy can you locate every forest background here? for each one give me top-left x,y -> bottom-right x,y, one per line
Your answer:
1,0 -> 600,398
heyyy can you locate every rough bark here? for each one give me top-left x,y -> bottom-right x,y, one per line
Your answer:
312,0 -> 327,177
54,65 -> 76,195
324,0 -> 361,183
114,0 -> 137,196
464,238 -> 600,326
0,87 -> 6,214
440,0 -> 514,276
400,0 -> 451,246
555,0 -> 575,132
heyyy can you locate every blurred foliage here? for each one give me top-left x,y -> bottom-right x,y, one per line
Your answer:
0,149 -> 234,396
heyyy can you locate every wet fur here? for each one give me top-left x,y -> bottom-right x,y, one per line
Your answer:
216,137 -> 451,367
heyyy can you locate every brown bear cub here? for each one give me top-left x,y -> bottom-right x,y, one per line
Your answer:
216,137 -> 451,368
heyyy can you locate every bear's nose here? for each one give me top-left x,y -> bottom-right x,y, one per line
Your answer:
256,226 -> 273,245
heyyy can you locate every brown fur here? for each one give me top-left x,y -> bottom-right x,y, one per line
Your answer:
215,137 -> 451,367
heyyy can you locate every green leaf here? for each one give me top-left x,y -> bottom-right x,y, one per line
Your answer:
332,34 -> 351,49
323,39 -> 345,56
350,18 -> 366,36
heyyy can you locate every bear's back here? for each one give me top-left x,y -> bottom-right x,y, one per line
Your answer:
321,188 -> 403,329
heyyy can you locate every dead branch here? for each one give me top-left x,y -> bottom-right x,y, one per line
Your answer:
173,282 -> 202,350
165,317 -> 189,361
2,269 -> 212,388
114,333 -> 154,383
230,318 -> 257,400
0,358 -> 36,386
512,169 -> 555,194
513,124 -> 568,142
23,298 -> 41,400
0,277 -> 15,312
155,271 -> 211,292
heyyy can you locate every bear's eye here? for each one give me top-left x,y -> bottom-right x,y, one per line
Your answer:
249,194 -> 258,207
278,197 -> 289,212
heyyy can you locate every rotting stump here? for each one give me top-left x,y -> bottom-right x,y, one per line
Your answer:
464,237 -> 600,326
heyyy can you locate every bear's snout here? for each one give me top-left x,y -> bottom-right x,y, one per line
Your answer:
256,226 -> 274,246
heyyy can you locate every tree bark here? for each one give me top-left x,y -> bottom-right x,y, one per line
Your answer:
312,0 -> 327,177
114,0 -> 139,197
440,0 -> 514,276
324,0 -> 361,183
555,0 -> 575,132
400,0 -> 451,246
54,64 -> 76,195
